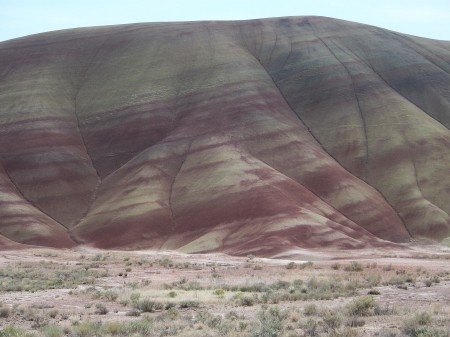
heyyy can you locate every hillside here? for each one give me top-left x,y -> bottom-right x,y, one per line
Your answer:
0,16 -> 449,257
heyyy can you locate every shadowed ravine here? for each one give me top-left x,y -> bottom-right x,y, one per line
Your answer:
0,16 -> 449,257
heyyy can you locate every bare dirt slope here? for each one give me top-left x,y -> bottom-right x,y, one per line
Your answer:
0,17 -> 450,255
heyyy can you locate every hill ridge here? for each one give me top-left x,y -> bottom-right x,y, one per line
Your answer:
0,16 -> 449,256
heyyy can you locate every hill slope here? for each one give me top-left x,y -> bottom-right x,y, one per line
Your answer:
0,16 -> 449,256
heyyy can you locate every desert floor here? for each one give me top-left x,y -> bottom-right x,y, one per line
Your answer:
0,243 -> 449,336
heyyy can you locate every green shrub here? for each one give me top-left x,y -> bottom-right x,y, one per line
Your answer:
405,275 -> 416,283
92,253 -> 107,261
240,282 -> 269,292
213,288 -> 225,296
367,289 -> 380,295
382,264 -> 393,271
331,263 -> 340,270
48,309 -> 58,319
322,313 -> 342,332
0,265 -> 105,292
441,237 -> 450,247
302,318 -> 319,337
94,303 -> 108,315
0,326 -> 34,337
304,303 -> 318,316
157,258 -> 174,268
364,274 -> 381,287
125,309 -> 141,316
402,312 -> 445,337
130,292 -> 140,303
196,311 -> 222,329
239,296 -> 255,306
410,312 -> 432,325
253,307 -> 283,337
385,276 -> 407,286
102,289 -> 118,301
127,319 -> 153,334
0,307 -> 10,318
72,322 -> 97,337
101,322 -> 124,335
181,281 -> 203,291
163,307 -> 179,320
163,302 -> 176,310
328,327 -> 358,337
179,300 -> 199,309
299,261 -> 314,269
374,304 -> 397,316
346,296 -> 378,316
40,325 -> 64,337
403,327 -> 449,337
345,316 -> 365,327
344,261 -> 363,272
286,262 -> 296,269
134,299 -> 163,312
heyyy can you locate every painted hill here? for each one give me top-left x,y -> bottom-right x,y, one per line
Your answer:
0,16 -> 449,257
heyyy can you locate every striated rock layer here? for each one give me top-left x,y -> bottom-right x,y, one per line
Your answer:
0,16 -> 449,256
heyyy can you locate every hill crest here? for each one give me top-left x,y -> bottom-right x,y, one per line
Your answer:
0,16 -> 449,257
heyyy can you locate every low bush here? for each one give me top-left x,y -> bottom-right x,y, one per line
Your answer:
0,326 -> 34,337
344,261 -> 363,272
331,263 -> 340,270
346,296 -> 378,316
302,318 -> 319,337
322,313 -> 342,332
40,325 -> 64,337
286,262 -> 296,269
299,261 -> 314,269
253,307 -> 283,337
328,327 -> 358,337
382,264 -> 393,271
304,303 -> 318,316
72,322 -> 98,337
0,307 -> 10,318
0,265 -> 106,292
364,274 -> 381,287
213,289 -> 225,296
94,303 -> 108,315
101,289 -> 118,301
179,300 -> 199,309
101,322 -> 124,335
48,309 -> 58,319
134,299 -> 163,312
424,279 -> 433,287
126,319 -> 153,334
125,308 -> 141,316
367,289 -> 380,295
402,312 -> 447,337
196,311 -> 222,329
345,316 -> 365,327
239,296 -> 255,306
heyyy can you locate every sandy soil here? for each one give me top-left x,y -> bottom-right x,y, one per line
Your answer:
0,244 -> 449,335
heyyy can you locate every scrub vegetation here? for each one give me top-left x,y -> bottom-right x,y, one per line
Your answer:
0,248 -> 449,336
